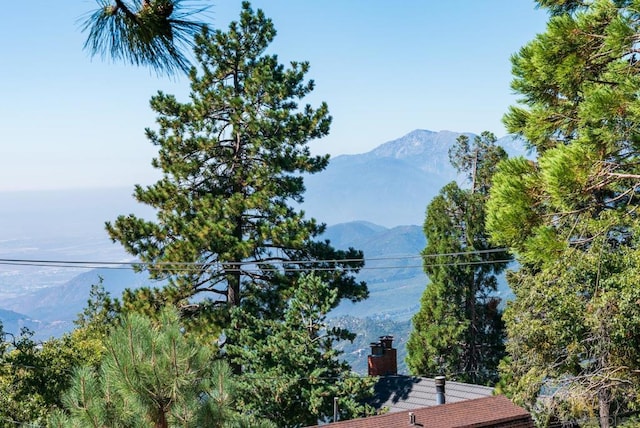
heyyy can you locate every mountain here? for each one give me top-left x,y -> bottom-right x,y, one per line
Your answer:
0,129 -> 523,353
0,267 -> 164,338
323,222 -> 427,320
0,222 -> 425,338
0,220 -> 512,344
303,130 -> 528,226
0,130 -> 527,243
0,308 -> 43,336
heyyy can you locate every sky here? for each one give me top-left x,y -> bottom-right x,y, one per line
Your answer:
0,1 -> 549,192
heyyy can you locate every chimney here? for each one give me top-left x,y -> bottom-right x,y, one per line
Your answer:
435,376 -> 446,405
367,335 -> 397,376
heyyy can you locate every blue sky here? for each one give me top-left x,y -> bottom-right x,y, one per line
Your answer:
0,1 -> 548,191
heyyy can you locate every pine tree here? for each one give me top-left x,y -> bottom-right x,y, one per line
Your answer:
486,1 -> 640,425
226,274 -> 375,427
50,309 -> 273,428
406,132 -> 509,385
105,2 -> 367,331
82,0 -> 208,75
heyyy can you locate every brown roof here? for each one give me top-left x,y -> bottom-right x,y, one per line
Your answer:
308,395 -> 533,428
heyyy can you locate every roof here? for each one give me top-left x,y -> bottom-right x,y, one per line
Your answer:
369,375 -> 494,413
310,395 -> 534,428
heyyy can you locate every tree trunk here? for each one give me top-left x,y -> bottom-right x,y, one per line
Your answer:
227,218 -> 242,308
155,409 -> 168,428
598,388 -> 610,428
465,276 -> 478,383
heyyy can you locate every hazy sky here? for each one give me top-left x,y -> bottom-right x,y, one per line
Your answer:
0,1 -> 548,192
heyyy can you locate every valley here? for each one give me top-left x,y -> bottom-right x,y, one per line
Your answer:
0,129 -> 525,373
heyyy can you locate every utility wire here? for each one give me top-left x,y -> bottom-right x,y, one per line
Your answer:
0,261 -> 134,270
0,248 -> 511,271
0,258 -> 513,272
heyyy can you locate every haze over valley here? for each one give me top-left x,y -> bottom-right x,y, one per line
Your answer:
0,129 -> 525,372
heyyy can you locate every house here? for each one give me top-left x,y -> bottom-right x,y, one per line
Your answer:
309,395 -> 534,428
305,336 -> 533,427
366,336 -> 494,413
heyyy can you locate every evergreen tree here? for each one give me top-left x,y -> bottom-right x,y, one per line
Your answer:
106,2 -> 366,328
486,1 -> 640,425
82,0 -> 208,75
226,274 -> 375,427
50,308 -> 273,428
73,277 -> 119,342
406,132 -> 509,385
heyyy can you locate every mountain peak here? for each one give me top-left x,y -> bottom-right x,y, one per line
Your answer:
368,129 -> 474,161
365,129 -> 475,177
303,129 -> 530,227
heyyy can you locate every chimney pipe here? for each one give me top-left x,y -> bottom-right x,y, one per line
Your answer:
435,376 -> 446,405
380,335 -> 393,349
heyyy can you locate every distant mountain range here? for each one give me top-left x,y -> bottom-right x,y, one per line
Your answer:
0,267 -> 164,338
0,221 -> 429,338
303,129 -> 529,226
0,129 -> 526,372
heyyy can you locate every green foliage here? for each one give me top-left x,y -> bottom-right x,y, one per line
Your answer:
51,308 -> 272,428
497,242 -> 640,424
488,0 -> 640,424
226,274 -> 375,427
485,157 -> 541,252
406,133 -> 509,385
74,277 -> 119,343
0,328 -> 104,427
449,131 -> 507,194
105,2 -> 367,335
0,279 -> 119,426
535,0 -> 589,15
82,0 -> 208,75
101,3 -> 371,425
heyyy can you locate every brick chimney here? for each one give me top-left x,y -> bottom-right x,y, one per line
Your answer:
368,335 -> 397,376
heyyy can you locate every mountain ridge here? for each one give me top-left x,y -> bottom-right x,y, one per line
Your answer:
0,222 -> 428,339
303,129 -> 528,226
0,129 -> 523,349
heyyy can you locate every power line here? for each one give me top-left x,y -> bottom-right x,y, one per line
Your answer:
0,248 -> 510,267
0,359 -> 496,383
0,248 -> 512,272
0,261 -> 133,270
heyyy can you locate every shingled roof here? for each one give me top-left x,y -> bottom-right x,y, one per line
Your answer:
309,395 -> 534,428
369,375 -> 494,413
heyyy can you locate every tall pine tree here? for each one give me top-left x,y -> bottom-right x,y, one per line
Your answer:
406,132 -> 509,385
487,1 -> 640,425
105,0 -> 367,375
